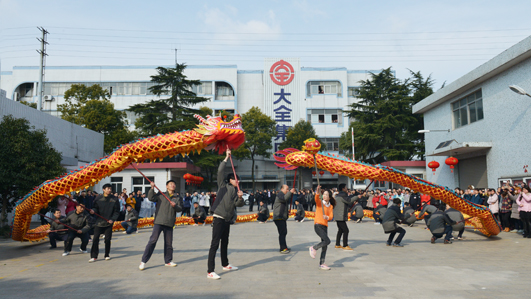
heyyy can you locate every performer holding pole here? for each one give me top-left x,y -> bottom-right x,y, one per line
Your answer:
309,185 -> 336,270
89,184 -> 120,263
207,149 -> 244,280
131,163 -> 174,204
273,184 -> 295,254
45,209 -> 68,250
139,179 -> 182,270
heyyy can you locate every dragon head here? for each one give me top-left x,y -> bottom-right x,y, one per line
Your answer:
194,114 -> 245,153
302,138 -> 321,155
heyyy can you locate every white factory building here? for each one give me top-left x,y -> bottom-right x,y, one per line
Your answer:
1,59 -> 394,193
413,36 -> 531,189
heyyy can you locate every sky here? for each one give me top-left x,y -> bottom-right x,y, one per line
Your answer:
1,0 -> 531,87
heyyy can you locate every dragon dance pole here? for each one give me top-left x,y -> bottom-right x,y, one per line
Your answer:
290,169 -> 297,210
130,163 -> 174,204
37,213 -> 79,232
79,203 -> 110,222
226,145 -> 241,192
26,229 -> 68,235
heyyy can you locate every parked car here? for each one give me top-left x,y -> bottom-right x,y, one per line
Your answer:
242,192 -> 250,205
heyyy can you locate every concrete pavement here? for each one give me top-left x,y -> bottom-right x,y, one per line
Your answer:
1,207 -> 530,299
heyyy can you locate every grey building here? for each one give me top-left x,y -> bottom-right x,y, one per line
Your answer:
413,35 -> 531,188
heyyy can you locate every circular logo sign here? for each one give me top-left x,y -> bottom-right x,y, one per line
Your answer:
270,60 -> 295,86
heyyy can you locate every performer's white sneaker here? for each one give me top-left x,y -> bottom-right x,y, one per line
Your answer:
105,257 -> 111,261
62,252 -> 70,256
139,262 -> 145,270
207,272 -> 221,279
223,264 -> 238,271
165,262 -> 177,267
88,258 -> 97,263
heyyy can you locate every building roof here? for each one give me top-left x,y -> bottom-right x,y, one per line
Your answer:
413,35 -> 531,114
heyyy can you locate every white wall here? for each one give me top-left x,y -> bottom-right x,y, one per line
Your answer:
423,57 -> 531,188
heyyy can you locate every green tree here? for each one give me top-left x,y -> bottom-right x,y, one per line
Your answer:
57,83 -> 135,153
0,115 -> 64,228
408,70 -> 434,160
278,120 -> 324,151
232,107 -> 277,191
128,63 -> 209,136
342,68 -> 433,164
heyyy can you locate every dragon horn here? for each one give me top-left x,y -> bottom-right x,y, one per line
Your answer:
194,114 -> 207,124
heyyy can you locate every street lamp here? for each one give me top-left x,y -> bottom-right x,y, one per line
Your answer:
509,85 -> 531,98
418,129 -> 450,133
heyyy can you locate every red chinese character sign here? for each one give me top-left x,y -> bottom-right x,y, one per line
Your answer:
270,60 -> 295,86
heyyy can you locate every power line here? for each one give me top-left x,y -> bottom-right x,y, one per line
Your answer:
43,54 -> 490,62
47,26 -> 531,35
47,32 -> 529,42
41,49 -> 498,58
42,37 -> 525,47
44,44 -> 507,53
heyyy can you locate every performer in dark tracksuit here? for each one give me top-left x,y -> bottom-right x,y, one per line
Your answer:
121,204 -> 139,234
47,209 -> 67,250
62,205 -> 91,256
192,202 -> 207,225
294,200 -> 305,222
381,198 -> 407,247
139,180 -> 182,270
428,206 -> 455,244
444,204 -> 465,240
334,184 -> 355,250
207,149 -> 244,280
419,203 -> 437,226
257,201 -> 269,223
351,202 -> 364,223
273,184 -> 295,254
402,203 -> 417,226
90,183 -> 120,262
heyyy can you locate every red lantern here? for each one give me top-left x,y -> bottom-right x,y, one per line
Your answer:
319,171 -> 324,176
445,157 -> 458,173
312,171 -> 316,176
428,161 -> 440,173
330,172 -> 335,176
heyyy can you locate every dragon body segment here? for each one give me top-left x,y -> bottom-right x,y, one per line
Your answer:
12,115 -> 244,241
275,142 -> 501,237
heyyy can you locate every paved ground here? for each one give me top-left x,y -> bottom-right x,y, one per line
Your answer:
1,207 -> 530,299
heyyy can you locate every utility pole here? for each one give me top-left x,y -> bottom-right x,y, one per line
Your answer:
36,27 -> 49,111
174,48 -> 178,65
351,127 -> 356,189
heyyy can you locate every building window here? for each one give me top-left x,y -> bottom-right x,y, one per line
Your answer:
321,138 -> 340,152
132,176 -> 154,194
308,109 -> 343,124
307,81 -> 342,97
110,176 -> 123,194
215,82 -> 234,100
452,89 -> 483,129
191,82 -> 212,95
348,87 -> 361,97
42,82 -> 158,97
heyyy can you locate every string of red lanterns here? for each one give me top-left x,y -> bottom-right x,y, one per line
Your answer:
183,173 -> 204,186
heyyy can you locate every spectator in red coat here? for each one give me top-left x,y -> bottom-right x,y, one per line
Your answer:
420,194 -> 431,205
65,195 -> 77,215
